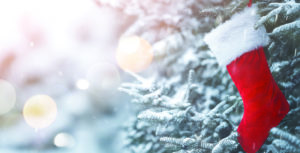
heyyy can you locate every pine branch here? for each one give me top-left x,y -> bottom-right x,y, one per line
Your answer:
183,69 -> 195,103
255,4 -> 285,28
160,137 -> 215,150
212,139 -> 237,153
212,132 -> 238,153
137,108 -> 190,124
271,19 -> 300,35
223,100 -> 242,117
272,139 -> 300,153
138,110 -> 173,123
256,1 -> 300,29
271,128 -> 300,147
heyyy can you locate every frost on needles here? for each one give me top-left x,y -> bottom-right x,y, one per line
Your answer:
96,0 -> 300,152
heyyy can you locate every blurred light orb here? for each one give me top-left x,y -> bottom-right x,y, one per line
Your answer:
54,133 -> 75,148
116,35 -> 153,72
0,80 -> 16,115
29,41 -> 35,47
23,95 -> 57,129
76,79 -> 90,90
87,62 -> 120,92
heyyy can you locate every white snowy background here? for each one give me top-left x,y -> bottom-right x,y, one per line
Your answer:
0,0 -> 134,152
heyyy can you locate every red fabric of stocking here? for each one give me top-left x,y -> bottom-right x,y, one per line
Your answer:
226,47 -> 289,153
248,0 -> 252,7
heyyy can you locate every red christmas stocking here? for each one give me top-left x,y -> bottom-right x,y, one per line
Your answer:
204,6 -> 289,153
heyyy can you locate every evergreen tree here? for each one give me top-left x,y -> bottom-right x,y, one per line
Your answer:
97,0 -> 300,152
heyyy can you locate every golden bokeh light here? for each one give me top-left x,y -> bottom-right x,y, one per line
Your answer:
0,79 -> 16,115
23,95 -> 57,129
116,35 -> 153,72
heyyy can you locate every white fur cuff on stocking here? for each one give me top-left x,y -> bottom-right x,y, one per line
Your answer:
203,6 -> 270,66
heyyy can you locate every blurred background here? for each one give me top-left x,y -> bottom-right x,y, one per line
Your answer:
0,0 -> 137,152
